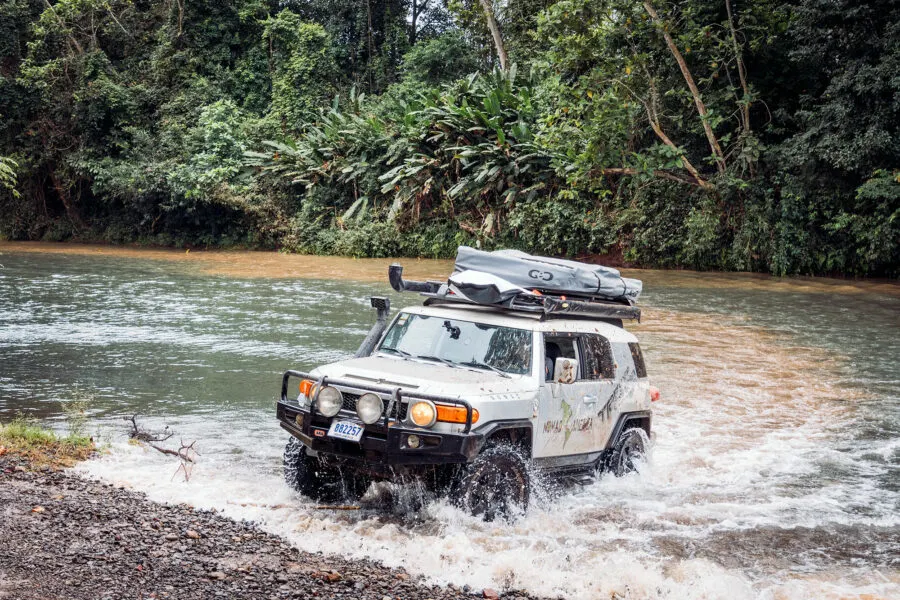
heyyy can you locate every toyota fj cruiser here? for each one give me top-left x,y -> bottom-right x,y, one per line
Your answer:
276,249 -> 655,519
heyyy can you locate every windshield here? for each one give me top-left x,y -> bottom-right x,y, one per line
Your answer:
378,313 -> 532,376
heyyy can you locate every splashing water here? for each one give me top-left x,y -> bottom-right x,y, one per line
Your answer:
1,243 -> 897,599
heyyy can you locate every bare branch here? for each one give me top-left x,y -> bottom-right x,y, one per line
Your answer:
125,415 -> 173,443
105,6 -> 130,37
149,441 -> 196,463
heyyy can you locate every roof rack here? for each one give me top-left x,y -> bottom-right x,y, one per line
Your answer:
388,264 -> 641,322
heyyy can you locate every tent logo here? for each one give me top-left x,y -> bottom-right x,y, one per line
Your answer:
528,269 -> 554,281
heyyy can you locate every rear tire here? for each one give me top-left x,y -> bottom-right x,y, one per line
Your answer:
607,428 -> 648,476
283,437 -> 369,502
452,445 -> 530,521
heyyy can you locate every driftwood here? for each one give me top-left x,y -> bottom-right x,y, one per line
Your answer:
125,414 -> 173,443
124,415 -> 198,481
150,439 -> 197,464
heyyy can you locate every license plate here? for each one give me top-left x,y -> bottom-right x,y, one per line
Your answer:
327,420 -> 364,442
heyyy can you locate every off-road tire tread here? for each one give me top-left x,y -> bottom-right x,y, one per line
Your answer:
452,444 -> 530,521
607,427 -> 647,477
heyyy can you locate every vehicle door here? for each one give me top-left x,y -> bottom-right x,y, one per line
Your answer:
579,334 -> 621,449
533,333 -> 608,459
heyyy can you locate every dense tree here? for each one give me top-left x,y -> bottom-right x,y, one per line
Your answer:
0,0 -> 896,275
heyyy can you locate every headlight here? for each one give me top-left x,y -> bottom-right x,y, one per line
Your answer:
408,399 -> 437,428
356,393 -> 384,425
316,386 -> 343,417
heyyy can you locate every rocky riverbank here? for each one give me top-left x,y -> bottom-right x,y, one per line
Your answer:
0,453 -> 538,600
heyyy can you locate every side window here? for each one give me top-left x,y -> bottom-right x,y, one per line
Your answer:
544,335 -> 578,381
580,335 -> 615,379
628,342 -> 648,378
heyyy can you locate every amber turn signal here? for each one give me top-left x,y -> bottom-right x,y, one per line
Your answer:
298,379 -> 316,398
436,405 -> 479,425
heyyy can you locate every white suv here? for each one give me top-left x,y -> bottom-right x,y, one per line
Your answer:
276,260 -> 654,520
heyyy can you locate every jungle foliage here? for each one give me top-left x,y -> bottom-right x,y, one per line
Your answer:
0,0 -> 897,275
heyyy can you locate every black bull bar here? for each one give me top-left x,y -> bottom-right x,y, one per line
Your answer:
280,370 -> 476,433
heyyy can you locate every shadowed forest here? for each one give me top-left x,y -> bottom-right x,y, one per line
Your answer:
0,0 -> 897,276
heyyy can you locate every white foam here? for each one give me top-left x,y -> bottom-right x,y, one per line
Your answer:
73,312 -> 900,600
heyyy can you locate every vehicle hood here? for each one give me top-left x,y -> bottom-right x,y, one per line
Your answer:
310,355 -> 534,398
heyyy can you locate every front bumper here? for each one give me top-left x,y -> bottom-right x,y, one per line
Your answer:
276,400 -> 485,467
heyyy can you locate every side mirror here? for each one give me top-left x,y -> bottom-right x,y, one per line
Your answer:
553,357 -> 577,384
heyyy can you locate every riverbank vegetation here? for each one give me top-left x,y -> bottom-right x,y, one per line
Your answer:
0,416 -> 93,469
0,0 -> 897,276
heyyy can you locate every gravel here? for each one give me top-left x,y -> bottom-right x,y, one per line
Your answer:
0,454 -> 542,600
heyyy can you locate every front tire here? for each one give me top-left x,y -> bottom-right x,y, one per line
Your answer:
607,428 -> 648,476
452,445 -> 530,521
283,437 -> 369,502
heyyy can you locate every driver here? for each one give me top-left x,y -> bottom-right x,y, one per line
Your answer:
544,342 -> 561,381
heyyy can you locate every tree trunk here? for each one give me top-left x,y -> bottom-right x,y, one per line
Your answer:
410,0 -> 427,46
643,1 -> 726,174
43,0 -> 83,55
479,0 -> 508,71
632,76 -> 712,189
366,0 -> 374,91
725,0 -> 750,136
725,0 -> 755,177
644,108 -> 712,189
48,170 -> 81,225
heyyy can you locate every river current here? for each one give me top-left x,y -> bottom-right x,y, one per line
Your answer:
1,242 -> 897,599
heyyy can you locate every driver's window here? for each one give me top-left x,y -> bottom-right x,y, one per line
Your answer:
544,335 -> 578,381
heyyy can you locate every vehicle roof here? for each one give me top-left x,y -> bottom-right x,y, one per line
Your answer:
399,303 -> 639,343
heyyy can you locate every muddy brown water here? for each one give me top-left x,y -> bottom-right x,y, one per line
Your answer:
1,241 -> 898,599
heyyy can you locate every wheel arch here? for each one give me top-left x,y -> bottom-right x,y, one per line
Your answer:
475,420 -> 533,458
605,411 -> 652,450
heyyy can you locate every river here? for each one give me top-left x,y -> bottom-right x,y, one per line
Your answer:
1,241 -> 897,599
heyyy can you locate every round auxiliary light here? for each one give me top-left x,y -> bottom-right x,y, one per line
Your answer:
408,400 -> 437,428
316,386 -> 343,417
356,393 -> 384,425
406,434 -> 421,449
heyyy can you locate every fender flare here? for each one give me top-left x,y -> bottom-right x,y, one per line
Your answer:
605,411 -> 652,451
473,419 -> 534,458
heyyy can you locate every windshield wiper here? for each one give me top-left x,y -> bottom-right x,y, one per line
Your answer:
414,354 -> 460,369
381,347 -> 412,360
460,360 -> 511,378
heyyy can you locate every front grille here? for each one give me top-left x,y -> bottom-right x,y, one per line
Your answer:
337,390 -> 406,421
395,402 -> 408,420
341,392 -> 360,412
